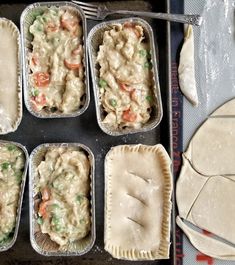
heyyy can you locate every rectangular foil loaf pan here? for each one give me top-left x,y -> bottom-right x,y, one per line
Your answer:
20,2 -> 90,118
0,140 -> 29,252
29,143 -> 95,256
87,17 -> 163,136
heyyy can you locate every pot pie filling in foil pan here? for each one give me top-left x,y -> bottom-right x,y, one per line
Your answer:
88,18 -> 163,136
20,1 -> 90,118
0,140 -> 29,252
29,143 -> 95,256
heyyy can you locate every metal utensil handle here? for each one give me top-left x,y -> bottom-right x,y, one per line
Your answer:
110,10 -> 202,26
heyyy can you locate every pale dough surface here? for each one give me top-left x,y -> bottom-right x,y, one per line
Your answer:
189,176 -> 235,244
178,25 -> 198,106
186,117 -> 235,175
0,19 -> 21,134
105,144 -> 172,260
177,98 -> 235,260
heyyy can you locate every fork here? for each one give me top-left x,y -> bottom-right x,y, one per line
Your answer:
72,1 -> 203,26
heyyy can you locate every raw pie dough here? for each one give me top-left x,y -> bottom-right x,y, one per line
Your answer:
178,25 -> 198,106
0,19 -> 22,134
176,98 -> 235,260
104,144 -> 172,260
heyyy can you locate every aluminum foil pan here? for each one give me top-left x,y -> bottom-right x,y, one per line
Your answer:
20,2 -> 90,118
29,143 -> 95,256
87,18 -> 163,136
0,18 -> 22,134
0,140 -> 29,252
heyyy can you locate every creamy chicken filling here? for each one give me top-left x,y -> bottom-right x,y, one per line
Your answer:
97,22 -> 154,129
36,147 -> 91,247
0,144 -> 25,245
29,8 -> 85,114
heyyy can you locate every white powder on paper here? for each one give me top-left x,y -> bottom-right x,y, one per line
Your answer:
183,0 -> 235,149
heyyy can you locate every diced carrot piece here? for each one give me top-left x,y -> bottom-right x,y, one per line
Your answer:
119,82 -> 134,92
123,22 -> 135,28
64,59 -> 80,70
34,72 -> 50,87
122,109 -> 137,122
123,22 -> 141,38
61,11 -> 79,32
38,201 -> 48,219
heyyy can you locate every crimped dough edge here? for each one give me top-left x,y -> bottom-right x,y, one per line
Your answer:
104,144 -> 173,260
0,18 -> 22,134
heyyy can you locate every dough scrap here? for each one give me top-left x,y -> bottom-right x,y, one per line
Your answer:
178,25 -> 198,106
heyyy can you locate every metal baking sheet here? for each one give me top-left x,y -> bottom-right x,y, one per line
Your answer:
88,17 -> 163,136
0,0 -> 173,264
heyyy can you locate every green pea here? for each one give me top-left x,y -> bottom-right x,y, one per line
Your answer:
37,217 -> 43,225
50,204 -> 60,213
139,49 -> 148,57
80,218 -> 85,224
55,225 -> 61,232
51,216 -> 60,226
31,89 -> 39,97
0,233 -> 11,245
110,99 -> 117,107
99,79 -> 107,88
15,171 -> 22,184
7,145 -> 16,151
144,61 -> 152,69
76,195 -> 84,204
1,162 -> 10,170
146,95 -> 153,102
147,51 -> 152,59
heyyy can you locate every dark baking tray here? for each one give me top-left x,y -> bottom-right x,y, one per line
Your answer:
0,0 -> 174,264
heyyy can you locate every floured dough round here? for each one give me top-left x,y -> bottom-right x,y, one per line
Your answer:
176,98 -> 235,260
